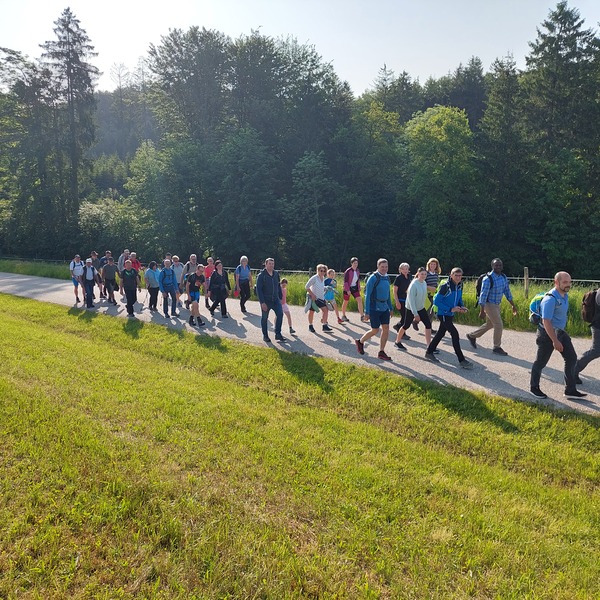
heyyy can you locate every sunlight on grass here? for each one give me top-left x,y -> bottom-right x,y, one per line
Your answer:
0,293 -> 599,598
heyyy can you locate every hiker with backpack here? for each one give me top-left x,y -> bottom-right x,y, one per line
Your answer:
256,257 -> 285,343
355,258 -> 393,361
159,259 -> 180,319
394,267 -> 432,351
81,257 -> 101,309
425,267 -> 473,369
466,258 -> 517,356
575,288 -> 600,382
529,271 -> 586,400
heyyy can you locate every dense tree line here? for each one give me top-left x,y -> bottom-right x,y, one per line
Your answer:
1,2 -> 600,276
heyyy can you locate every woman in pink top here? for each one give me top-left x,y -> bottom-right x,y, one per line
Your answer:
341,257 -> 366,322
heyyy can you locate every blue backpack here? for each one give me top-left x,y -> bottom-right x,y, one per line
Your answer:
529,291 -> 554,326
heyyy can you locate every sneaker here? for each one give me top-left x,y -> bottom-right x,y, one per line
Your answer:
289,328 -> 296,334
355,338 -> 365,355
393,322 -> 401,332
412,322 -> 419,331
432,349 -> 440,354
127,313 -> 135,318
529,387 -> 548,399
177,301 -> 183,308
564,390 -> 587,399
172,312 -> 180,318
275,335 -> 287,342
424,352 -> 439,362
378,350 -> 392,361
222,314 -> 229,318
75,297 -> 80,303
338,318 -> 344,325
466,334 -> 477,349
493,347 -> 508,356
403,333 -> 411,341
322,324 -> 333,332
196,319 -> 205,327
341,315 -> 350,322
309,324 -> 316,333
185,300 -> 190,309
263,336 -> 271,343
459,359 -> 474,370
164,313 -> 170,319
394,341 -> 407,351
189,316 -> 195,326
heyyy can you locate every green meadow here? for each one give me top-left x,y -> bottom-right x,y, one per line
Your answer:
1,293 -> 599,598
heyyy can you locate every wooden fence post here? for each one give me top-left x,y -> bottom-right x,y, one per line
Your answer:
524,267 -> 529,298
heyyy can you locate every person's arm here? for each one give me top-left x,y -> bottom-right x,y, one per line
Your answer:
505,279 -> 517,315
541,294 -> 562,351
542,318 -> 562,352
364,276 -> 373,315
305,275 -> 316,300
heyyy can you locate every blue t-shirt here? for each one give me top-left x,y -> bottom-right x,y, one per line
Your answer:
324,277 -> 337,301
235,264 -> 251,282
540,289 -> 569,330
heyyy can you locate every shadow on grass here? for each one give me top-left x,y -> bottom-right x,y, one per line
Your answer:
68,307 -> 100,323
410,379 -> 521,434
276,349 -> 333,394
122,318 -> 144,338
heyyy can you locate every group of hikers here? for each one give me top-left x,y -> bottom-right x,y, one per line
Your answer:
69,250 -> 599,401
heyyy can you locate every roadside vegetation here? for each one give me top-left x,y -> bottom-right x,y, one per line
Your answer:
1,294 -> 599,598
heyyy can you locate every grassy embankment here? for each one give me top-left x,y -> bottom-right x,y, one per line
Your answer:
1,293 -> 599,598
0,259 -> 594,336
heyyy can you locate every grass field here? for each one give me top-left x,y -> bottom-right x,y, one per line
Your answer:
1,293 -> 599,598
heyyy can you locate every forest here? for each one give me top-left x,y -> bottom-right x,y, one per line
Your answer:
1,2 -> 600,277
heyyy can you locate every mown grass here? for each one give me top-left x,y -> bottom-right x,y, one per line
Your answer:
1,293 -> 599,599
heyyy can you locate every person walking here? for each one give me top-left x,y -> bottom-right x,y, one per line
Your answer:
341,257 -> 366,322
101,256 -> 118,305
466,258 -> 517,356
530,272 -> 586,400
117,249 -> 130,295
392,262 -> 411,336
159,259 -> 179,318
425,268 -> 473,369
204,257 -> 215,309
69,254 -> 84,303
121,259 -> 141,317
144,261 -> 161,311
355,258 -> 393,361
207,260 -> 231,318
305,264 -> 330,333
182,254 -> 198,308
575,288 -> 600,382
234,255 -> 253,313
186,265 -> 206,327
256,257 -> 285,343
81,258 -> 100,309
394,267 -> 432,350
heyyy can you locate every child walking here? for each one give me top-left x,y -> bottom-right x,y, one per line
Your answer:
324,269 -> 343,325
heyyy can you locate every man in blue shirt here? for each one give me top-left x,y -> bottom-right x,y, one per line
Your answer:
467,258 -> 517,356
529,271 -> 586,400
355,258 -> 393,361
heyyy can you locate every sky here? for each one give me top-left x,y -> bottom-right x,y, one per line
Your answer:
2,0 -> 600,95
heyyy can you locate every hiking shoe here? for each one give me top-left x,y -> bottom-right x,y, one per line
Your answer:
309,324 -> 316,333
529,387 -> 547,399
378,350 -> 392,361
564,390 -> 587,399
275,335 -> 287,342
394,341 -> 407,351
322,324 -> 333,332
196,319 -> 205,327
459,359 -> 474,370
493,347 -> 508,356
424,352 -> 439,362
355,339 -> 365,355
189,316 -> 195,326
289,328 -> 296,334
412,322 -> 419,331
466,334 -> 477,348
393,322 -> 401,332
263,336 -> 271,343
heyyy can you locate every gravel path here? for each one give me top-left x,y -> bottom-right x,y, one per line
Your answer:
1,272 -> 599,416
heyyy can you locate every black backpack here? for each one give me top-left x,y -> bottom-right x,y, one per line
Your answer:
475,271 -> 494,300
581,289 -> 598,323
